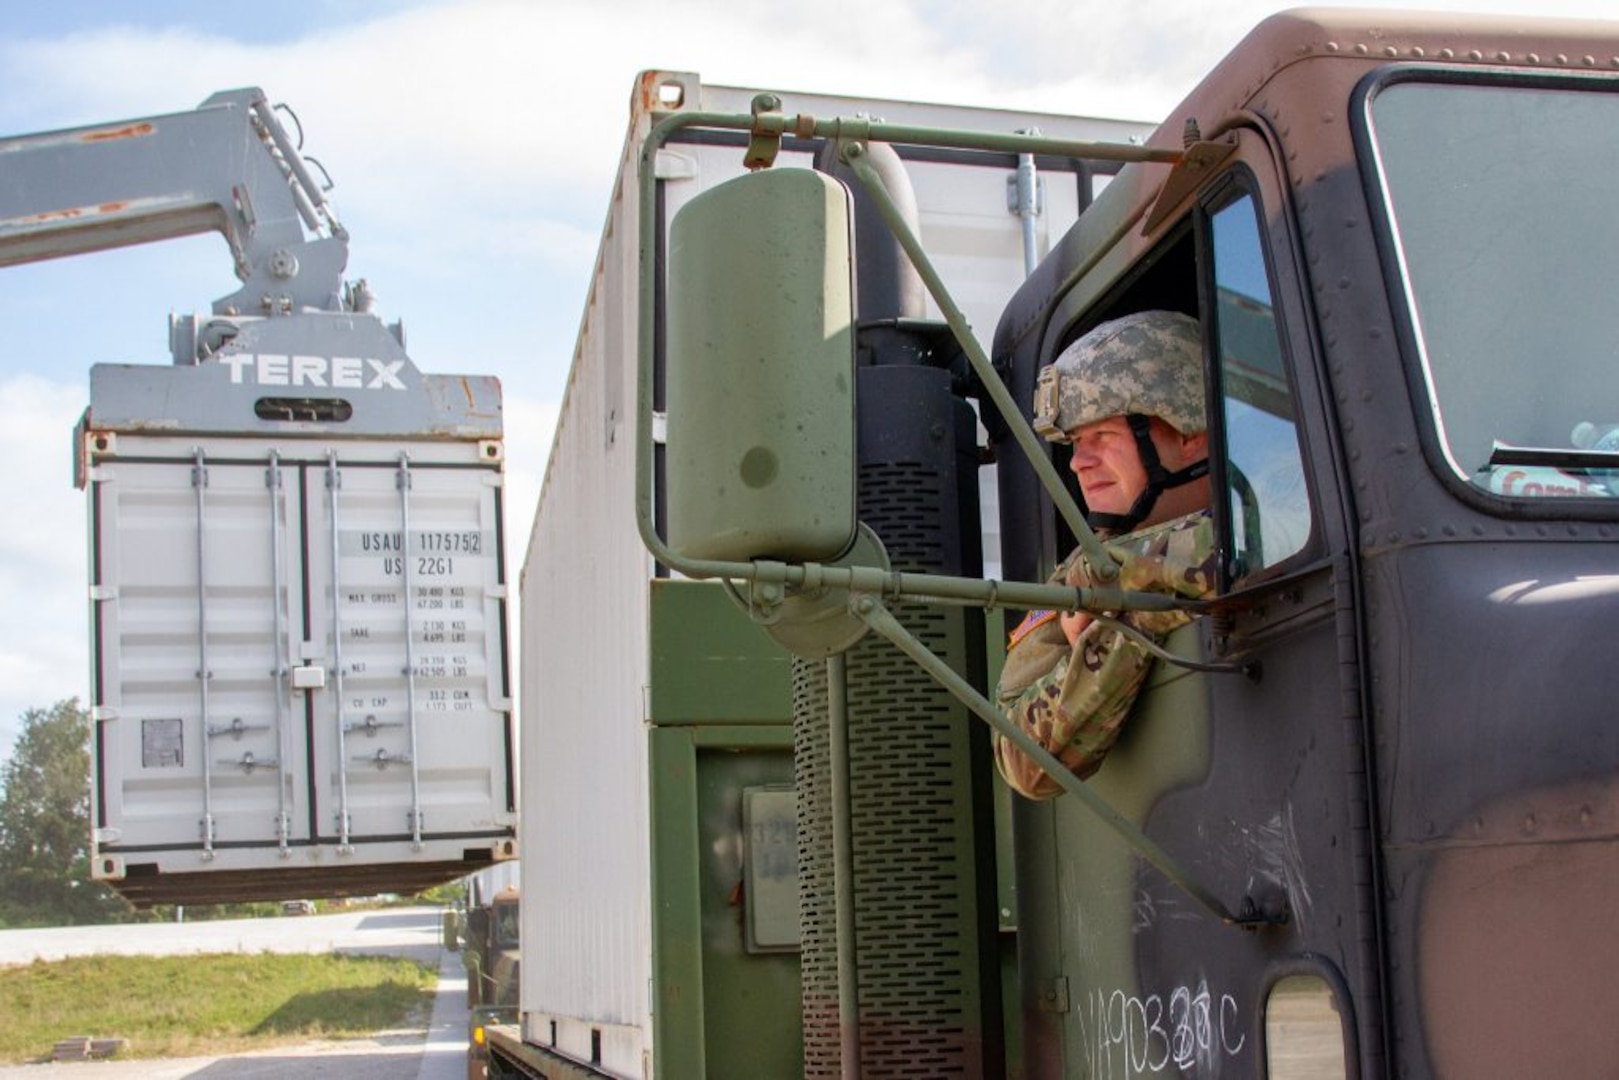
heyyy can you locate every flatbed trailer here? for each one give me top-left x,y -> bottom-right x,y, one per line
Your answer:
484,1024 -> 610,1080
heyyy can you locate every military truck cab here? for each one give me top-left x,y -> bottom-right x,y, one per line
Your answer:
991,10 -> 1619,1077
466,885 -> 521,1009
606,10 -> 1619,1079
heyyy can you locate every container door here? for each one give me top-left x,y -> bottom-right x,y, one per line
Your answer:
93,453 -> 308,854
304,454 -> 512,846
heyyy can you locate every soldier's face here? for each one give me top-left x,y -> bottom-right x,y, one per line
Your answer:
1068,415 -> 1205,518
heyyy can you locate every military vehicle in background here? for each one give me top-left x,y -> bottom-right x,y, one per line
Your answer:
463,867 -> 521,1080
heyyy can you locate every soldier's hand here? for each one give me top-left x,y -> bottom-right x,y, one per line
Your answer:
1060,609 -> 1092,645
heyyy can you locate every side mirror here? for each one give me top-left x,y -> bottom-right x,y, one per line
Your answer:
665,168 -> 857,563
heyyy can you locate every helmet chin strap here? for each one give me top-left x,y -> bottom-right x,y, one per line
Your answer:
1085,413 -> 1209,535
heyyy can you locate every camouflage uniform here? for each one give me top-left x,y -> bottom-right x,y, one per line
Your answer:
997,308 -> 1214,801
994,512 -> 1216,800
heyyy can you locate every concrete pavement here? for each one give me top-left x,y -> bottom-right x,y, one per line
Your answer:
0,906 -> 450,967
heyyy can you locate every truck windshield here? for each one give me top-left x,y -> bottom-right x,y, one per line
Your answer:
494,901 -> 520,948
1366,77 -> 1619,502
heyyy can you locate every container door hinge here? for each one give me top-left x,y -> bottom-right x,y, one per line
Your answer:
1038,976 -> 1071,1014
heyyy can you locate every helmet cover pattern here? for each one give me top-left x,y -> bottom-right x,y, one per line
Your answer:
1033,310 -> 1205,441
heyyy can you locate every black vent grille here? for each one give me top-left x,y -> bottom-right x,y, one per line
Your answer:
798,458 -> 988,1077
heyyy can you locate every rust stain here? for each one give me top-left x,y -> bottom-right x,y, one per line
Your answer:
80,122 -> 155,143
637,70 -> 687,114
459,376 -> 477,409
17,200 -> 129,225
637,71 -> 665,114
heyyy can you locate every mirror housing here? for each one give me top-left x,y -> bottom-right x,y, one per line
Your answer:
665,168 -> 857,563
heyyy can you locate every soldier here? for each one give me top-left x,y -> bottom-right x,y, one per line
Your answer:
995,310 -> 1217,799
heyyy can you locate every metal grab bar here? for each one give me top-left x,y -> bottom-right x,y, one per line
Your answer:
397,453 -> 425,849
192,448 -> 216,858
267,451 -> 292,856
326,452 -> 353,851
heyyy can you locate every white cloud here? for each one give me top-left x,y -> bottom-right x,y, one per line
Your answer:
494,391 -> 559,725
0,2 -> 1184,239
354,214 -> 601,285
0,375 -> 91,766
9,0 -> 1619,179
502,391 -> 560,553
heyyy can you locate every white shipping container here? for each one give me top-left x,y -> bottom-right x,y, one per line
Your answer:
518,70 -> 1152,1076
83,350 -> 518,907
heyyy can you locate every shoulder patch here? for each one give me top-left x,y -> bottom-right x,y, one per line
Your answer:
1008,609 -> 1059,649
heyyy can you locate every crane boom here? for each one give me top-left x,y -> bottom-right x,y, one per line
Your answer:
0,88 -> 348,321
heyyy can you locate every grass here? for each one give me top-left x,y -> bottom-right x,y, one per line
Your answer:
0,951 -> 438,1063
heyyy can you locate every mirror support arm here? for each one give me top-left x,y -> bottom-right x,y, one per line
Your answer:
636,107 -> 1178,592
851,594 -> 1282,929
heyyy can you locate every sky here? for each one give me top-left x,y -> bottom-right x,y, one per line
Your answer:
1,0 -> 1616,773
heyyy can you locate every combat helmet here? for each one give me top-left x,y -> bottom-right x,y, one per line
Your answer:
1032,309 -> 1209,533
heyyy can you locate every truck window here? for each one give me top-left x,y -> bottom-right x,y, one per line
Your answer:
1366,76 -> 1619,502
1210,191 -> 1313,579
494,901 -> 521,948
1264,974 -> 1349,1079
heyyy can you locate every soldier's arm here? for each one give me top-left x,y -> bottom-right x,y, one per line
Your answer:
992,516 -> 1212,798
994,619 -> 1161,798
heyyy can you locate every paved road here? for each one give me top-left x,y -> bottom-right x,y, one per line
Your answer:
0,905 -> 450,967
0,907 -> 471,1079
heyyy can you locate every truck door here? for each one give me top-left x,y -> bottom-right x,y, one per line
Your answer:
303,451 -> 511,845
1026,130 -> 1380,1078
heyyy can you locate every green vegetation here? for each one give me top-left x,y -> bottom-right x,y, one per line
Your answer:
0,700 -> 127,927
0,952 -> 437,1063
